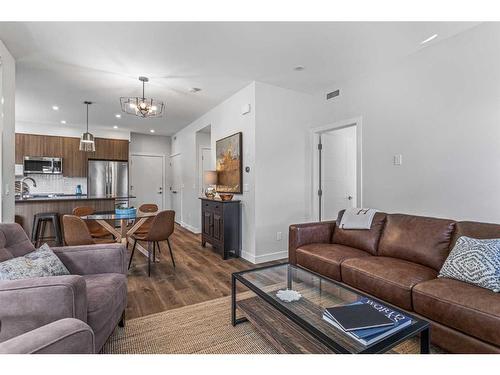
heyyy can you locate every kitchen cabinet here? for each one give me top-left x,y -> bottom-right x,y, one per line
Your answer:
15,133 -> 129,177
200,198 -> 241,259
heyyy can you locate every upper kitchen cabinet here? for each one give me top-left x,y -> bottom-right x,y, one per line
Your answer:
15,134 -> 129,178
62,136 -> 87,177
90,138 -> 129,161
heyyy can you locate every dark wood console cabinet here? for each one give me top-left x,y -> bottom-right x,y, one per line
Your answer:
200,198 -> 241,259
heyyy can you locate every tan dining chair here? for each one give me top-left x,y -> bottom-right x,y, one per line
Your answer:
72,206 -> 114,240
133,204 -> 159,236
128,210 -> 175,277
63,215 -> 115,246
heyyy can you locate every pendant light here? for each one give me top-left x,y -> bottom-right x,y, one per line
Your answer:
79,101 -> 96,152
120,76 -> 164,118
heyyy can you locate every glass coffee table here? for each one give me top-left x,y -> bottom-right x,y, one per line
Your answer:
231,263 -> 430,354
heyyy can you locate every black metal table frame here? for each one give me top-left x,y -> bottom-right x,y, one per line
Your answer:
231,262 -> 430,354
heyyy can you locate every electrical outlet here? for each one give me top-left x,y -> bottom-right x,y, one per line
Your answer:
276,231 -> 282,241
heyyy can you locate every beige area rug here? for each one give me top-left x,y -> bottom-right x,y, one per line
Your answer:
103,296 -> 442,354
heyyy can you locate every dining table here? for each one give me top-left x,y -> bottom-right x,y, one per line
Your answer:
81,211 -> 159,261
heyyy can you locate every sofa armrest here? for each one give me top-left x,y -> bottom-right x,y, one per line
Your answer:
0,318 -> 94,354
0,275 -> 87,342
53,243 -> 127,275
288,221 -> 336,264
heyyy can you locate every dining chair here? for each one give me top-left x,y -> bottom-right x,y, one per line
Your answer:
72,206 -> 114,240
128,210 -> 175,276
62,215 -> 115,246
132,204 -> 159,236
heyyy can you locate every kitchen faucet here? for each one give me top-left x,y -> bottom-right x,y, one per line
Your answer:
19,176 -> 37,200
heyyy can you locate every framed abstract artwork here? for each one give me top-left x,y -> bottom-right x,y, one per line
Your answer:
216,132 -> 242,194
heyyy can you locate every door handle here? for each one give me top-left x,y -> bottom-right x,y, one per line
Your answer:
347,195 -> 353,200
172,191 -> 177,194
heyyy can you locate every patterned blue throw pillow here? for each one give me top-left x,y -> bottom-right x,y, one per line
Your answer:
439,236 -> 500,292
0,243 -> 70,281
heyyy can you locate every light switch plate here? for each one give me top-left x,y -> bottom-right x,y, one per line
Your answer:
393,154 -> 403,166
243,183 -> 249,192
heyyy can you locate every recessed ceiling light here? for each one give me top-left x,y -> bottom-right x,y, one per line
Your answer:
150,129 -> 155,133
113,125 -> 118,129
294,65 -> 305,71
60,120 -> 66,124
52,105 -> 59,111
115,114 -> 121,118
189,87 -> 202,93
420,34 -> 438,45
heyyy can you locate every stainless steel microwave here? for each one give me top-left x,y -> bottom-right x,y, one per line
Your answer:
23,156 -> 63,174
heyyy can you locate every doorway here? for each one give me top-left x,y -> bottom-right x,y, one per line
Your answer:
170,153 -> 182,224
199,147 -> 212,195
312,118 -> 362,221
129,154 -> 165,210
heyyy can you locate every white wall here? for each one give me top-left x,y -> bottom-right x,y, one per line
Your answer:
310,23 -> 500,223
129,132 -> 172,209
0,40 -> 15,222
253,82 -> 313,263
171,82 -> 257,258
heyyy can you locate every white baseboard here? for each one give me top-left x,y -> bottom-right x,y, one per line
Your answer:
241,250 -> 288,264
179,221 -> 201,234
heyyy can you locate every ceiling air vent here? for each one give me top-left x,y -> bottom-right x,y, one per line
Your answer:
326,89 -> 340,100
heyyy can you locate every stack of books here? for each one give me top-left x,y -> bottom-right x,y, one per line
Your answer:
322,297 -> 412,346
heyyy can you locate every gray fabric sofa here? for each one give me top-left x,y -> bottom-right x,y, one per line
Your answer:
0,318 -> 94,354
0,223 -> 127,353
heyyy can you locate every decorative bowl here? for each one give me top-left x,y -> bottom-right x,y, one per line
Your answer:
219,194 -> 234,201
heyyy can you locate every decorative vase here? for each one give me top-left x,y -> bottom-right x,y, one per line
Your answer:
205,186 -> 216,199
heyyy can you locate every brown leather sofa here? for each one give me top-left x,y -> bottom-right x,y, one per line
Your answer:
289,211 -> 500,353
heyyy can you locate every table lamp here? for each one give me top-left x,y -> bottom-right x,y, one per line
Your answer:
203,171 -> 218,199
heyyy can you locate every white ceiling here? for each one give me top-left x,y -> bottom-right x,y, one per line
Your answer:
0,22 -> 479,136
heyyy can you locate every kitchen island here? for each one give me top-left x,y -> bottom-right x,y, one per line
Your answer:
15,195 -> 135,240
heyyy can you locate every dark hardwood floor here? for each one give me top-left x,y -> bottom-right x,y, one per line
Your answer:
126,224 -> 284,319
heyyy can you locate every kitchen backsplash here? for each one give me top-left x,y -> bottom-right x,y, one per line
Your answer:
16,174 -> 87,195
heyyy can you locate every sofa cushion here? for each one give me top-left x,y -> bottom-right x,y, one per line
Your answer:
378,214 -> 456,271
332,211 -> 387,255
0,223 -> 35,262
439,236 -> 500,292
413,278 -> 500,347
83,273 -> 127,351
296,243 -> 371,281
451,221 -> 500,248
341,257 -> 438,310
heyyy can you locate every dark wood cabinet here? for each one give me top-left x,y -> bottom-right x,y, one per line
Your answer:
200,198 -> 241,259
15,133 -> 129,177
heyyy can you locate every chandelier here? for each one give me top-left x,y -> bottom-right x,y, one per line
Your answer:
79,101 -> 96,152
120,76 -> 164,118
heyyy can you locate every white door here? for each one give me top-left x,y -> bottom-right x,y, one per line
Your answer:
320,126 -> 357,221
170,154 -> 182,224
199,148 -> 212,195
130,155 -> 164,210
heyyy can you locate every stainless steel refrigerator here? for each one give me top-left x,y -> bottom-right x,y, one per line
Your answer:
88,160 -> 129,206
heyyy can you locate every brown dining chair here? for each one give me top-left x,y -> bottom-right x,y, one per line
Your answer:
132,204 -> 159,236
63,215 -> 115,246
128,210 -> 175,276
72,206 -> 114,240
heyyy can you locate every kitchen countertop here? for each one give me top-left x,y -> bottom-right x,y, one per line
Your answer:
15,194 -> 135,203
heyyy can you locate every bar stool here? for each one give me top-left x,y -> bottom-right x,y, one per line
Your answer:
31,212 -> 63,247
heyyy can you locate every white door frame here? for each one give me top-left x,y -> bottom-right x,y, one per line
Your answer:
130,153 -> 167,209
198,146 -> 212,196
169,152 -> 182,225
310,116 -> 363,221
